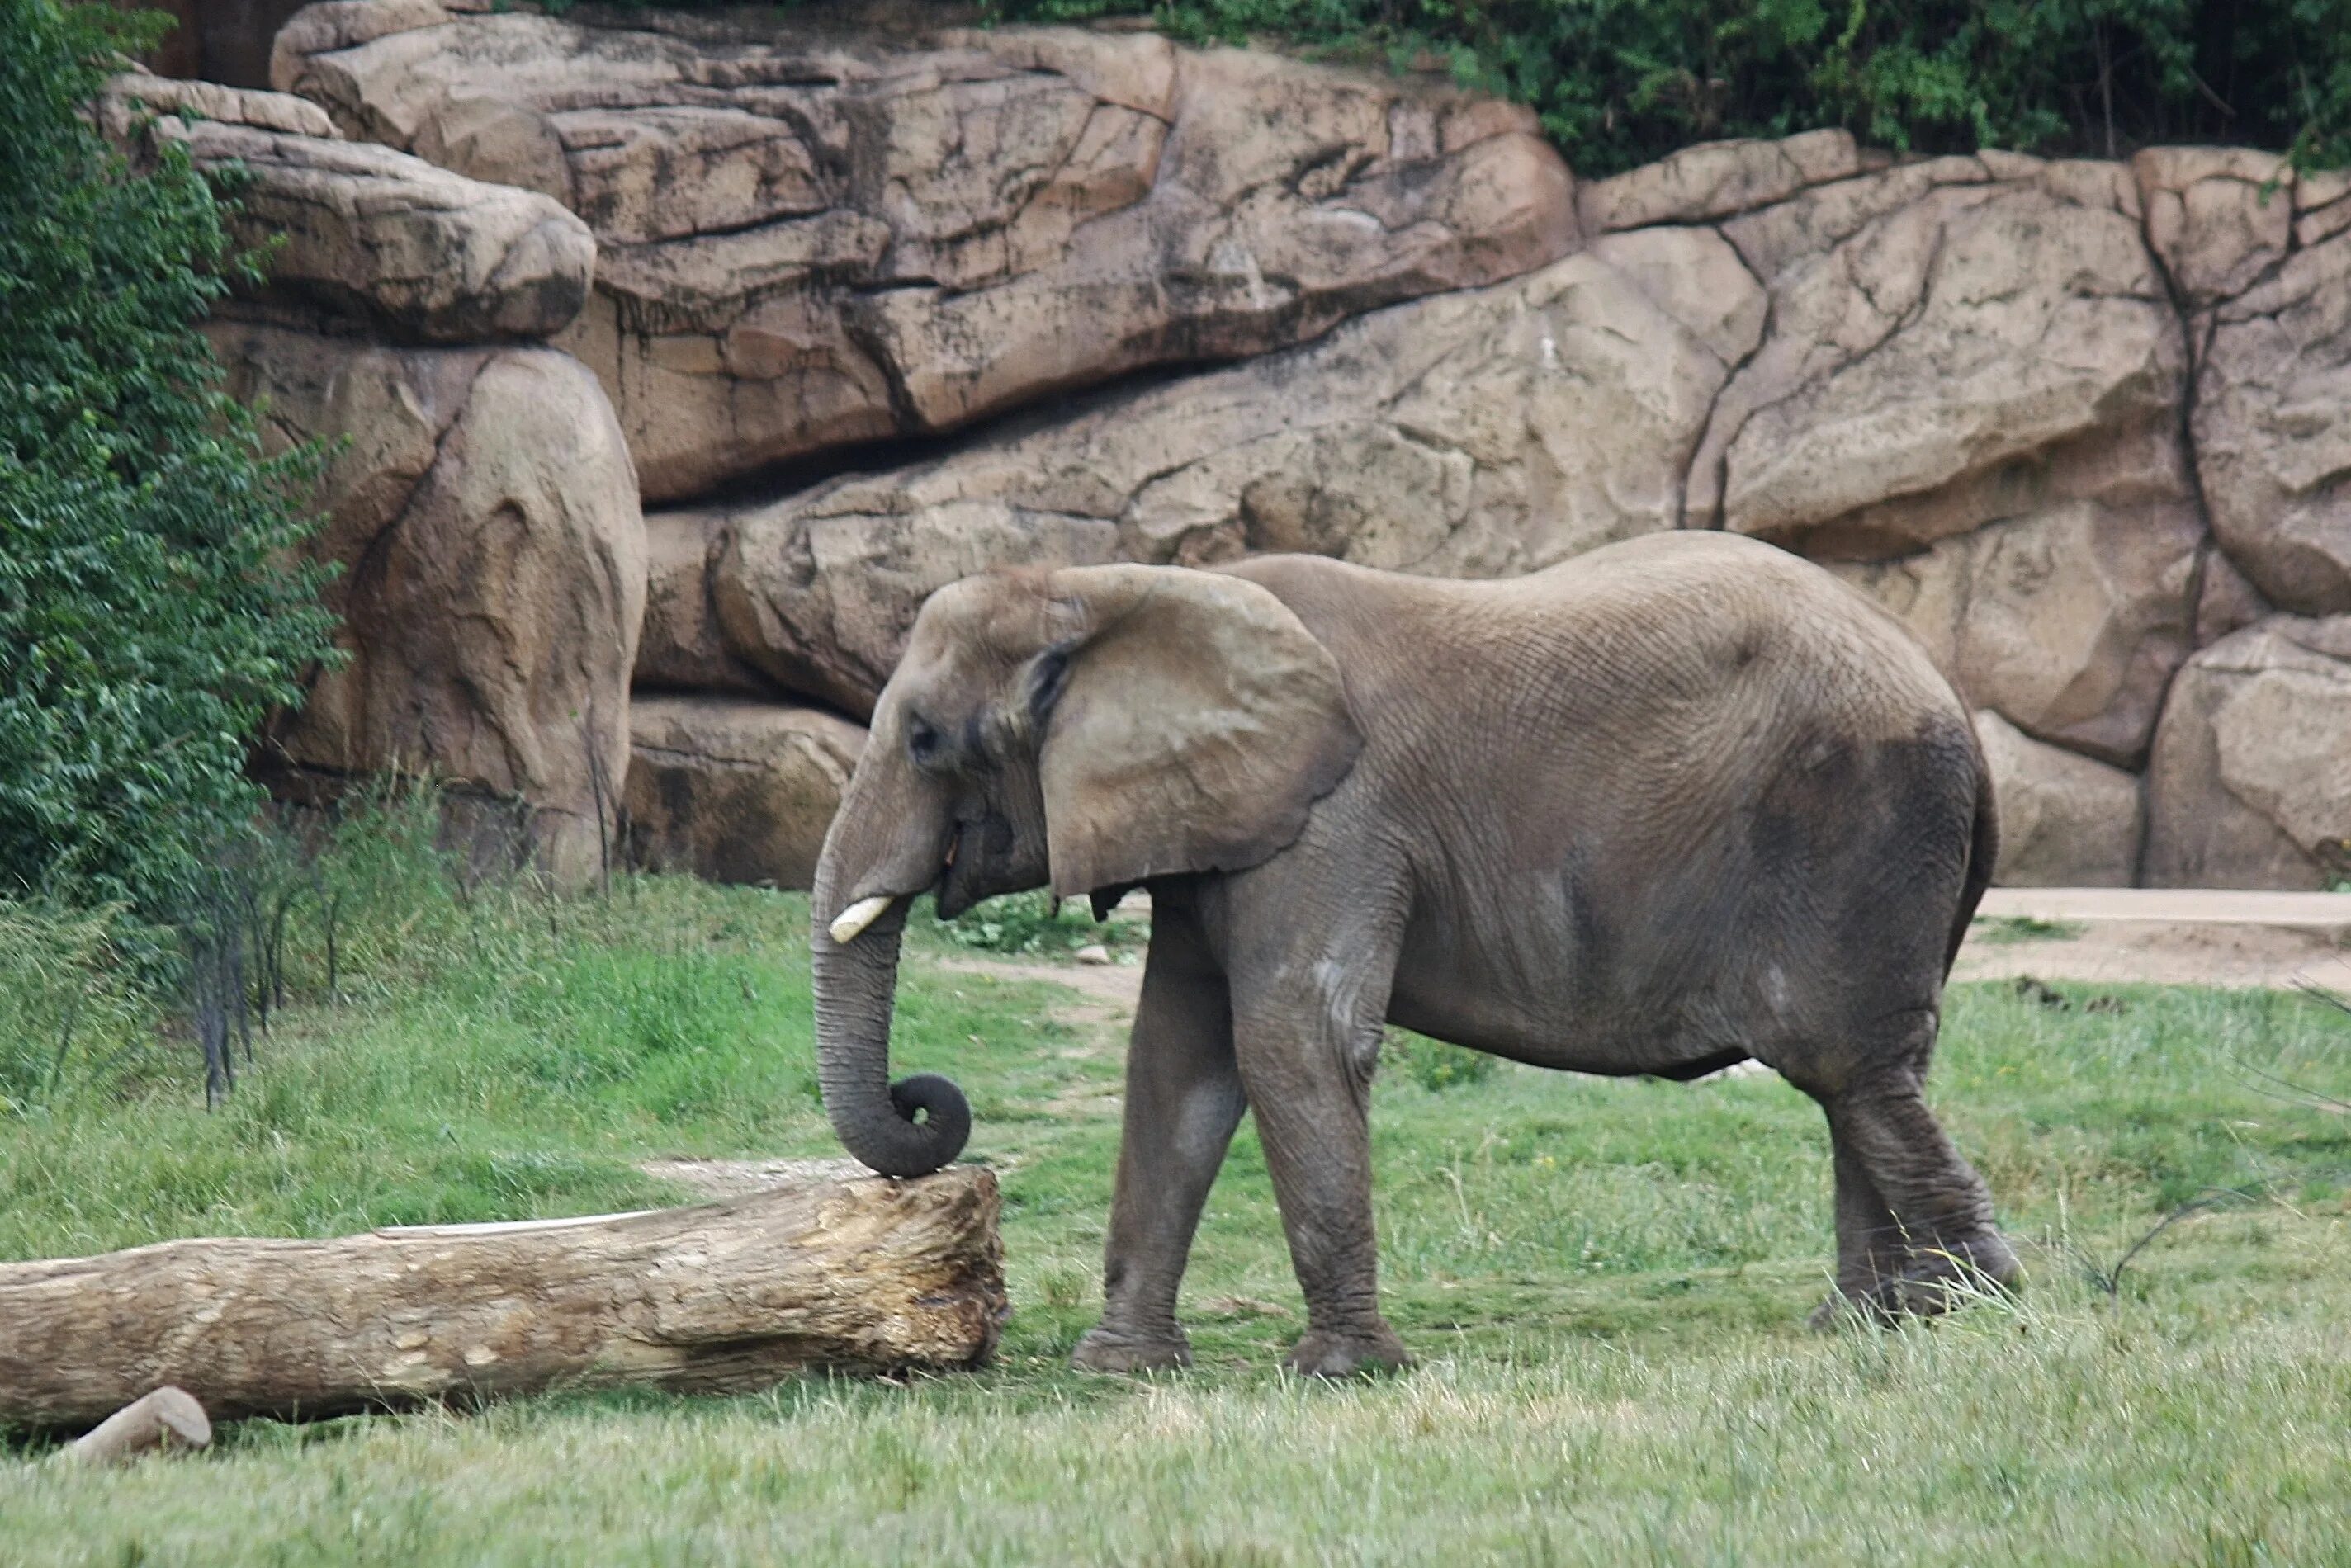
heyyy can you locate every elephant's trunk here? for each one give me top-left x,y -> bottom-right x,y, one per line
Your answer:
809,759 -> 969,1179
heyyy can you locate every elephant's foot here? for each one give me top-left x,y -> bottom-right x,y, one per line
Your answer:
1284,1323 -> 1411,1379
1071,1324 -> 1192,1373
1809,1231 -> 2023,1329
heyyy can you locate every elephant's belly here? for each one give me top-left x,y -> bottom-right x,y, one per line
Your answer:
1384,909 -> 1753,1079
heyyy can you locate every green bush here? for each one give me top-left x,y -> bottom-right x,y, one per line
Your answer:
0,0 -> 337,915
990,0 -> 2351,173
0,900 -> 163,1116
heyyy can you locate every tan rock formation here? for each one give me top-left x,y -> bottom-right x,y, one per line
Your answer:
623,697 -> 866,889
2144,616 -> 2351,890
101,69 -> 338,139
1972,711 -> 2141,886
691,233 -> 1759,711
1828,500 -> 2201,767
272,3 -> 1578,501
2192,228 -> 2351,616
1574,129 -> 1865,233
106,73 -> 593,342
158,42 -> 2346,900
636,511 -> 773,698
1697,163 -> 2188,560
2132,145 -> 2293,307
210,324 -> 646,882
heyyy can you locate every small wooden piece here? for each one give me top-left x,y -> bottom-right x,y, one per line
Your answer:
64,1386 -> 212,1465
1,1164 -> 1004,1431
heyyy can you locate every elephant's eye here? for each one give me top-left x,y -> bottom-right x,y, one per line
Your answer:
906,715 -> 944,768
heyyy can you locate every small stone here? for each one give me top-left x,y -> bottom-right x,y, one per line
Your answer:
1073,944 -> 1113,966
64,1386 -> 211,1466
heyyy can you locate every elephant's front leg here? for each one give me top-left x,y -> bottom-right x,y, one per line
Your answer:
1226,895 -> 1412,1377
1071,893 -> 1246,1372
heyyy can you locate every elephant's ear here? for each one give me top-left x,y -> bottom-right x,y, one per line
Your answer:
1034,564 -> 1361,900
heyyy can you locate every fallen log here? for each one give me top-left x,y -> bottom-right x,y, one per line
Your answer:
0,1163 -> 1004,1432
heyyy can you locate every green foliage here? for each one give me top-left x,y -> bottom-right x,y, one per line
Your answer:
921,889 -> 1133,957
1384,1026 -> 1498,1092
0,0 -> 338,915
990,0 -> 2351,173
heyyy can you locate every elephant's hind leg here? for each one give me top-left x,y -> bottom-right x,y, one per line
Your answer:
1805,1015 -> 2020,1323
1072,890 -> 1246,1374
1806,1142 -> 1908,1329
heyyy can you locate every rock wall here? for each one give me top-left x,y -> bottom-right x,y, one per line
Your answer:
196,3 -> 2351,890
106,69 -> 645,883
272,0 -> 1576,503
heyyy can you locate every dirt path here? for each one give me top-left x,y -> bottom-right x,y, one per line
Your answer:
929,953 -> 1142,1029
1954,919 -> 2351,991
1962,888 -> 2351,992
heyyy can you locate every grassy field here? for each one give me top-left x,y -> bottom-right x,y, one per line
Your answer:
2,833 -> 2349,1565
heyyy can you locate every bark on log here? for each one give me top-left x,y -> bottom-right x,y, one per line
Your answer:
0,1164 -> 1004,1431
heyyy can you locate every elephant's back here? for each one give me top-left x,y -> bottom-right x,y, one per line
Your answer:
1516,531 -> 1967,739
1232,535 -> 1970,756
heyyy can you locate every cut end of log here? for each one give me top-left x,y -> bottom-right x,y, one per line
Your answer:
65,1386 -> 212,1465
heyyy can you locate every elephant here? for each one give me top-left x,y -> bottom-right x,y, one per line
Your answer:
810,530 -> 2020,1377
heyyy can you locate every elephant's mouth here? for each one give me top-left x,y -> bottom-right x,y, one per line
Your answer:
934,821 -> 978,919
934,805 -> 1030,921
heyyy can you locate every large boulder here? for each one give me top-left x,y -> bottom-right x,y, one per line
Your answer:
272,2 -> 1578,501
1826,499 -> 2200,768
2143,616 -> 2351,890
623,697 -> 865,890
683,230 -> 1761,713
105,72 -> 593,342
1972,711 -> 2140,886
210,324 -> 646,882
2192,228 -> 2351,616
1696,158 -> 2188,560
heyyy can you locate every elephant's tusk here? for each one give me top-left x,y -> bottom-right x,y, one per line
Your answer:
828,895 -> 895,945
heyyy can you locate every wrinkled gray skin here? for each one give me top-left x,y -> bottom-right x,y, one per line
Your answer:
811,532 -> 2019,1377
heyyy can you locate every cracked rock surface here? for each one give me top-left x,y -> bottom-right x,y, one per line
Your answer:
2193,228 -> 2351,617
211,323 -> 646,883
106,70 -> 594,342
272,1 -> 1578,501
623,697 -> 866,889
655,229 -> 1758,716
2145,616 -> 2351,889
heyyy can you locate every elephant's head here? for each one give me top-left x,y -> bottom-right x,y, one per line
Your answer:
811,564 -> 1362,1177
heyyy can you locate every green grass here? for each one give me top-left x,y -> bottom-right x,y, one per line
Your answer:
3,857 -> 2350,1564
1970,915 -> 2087,945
